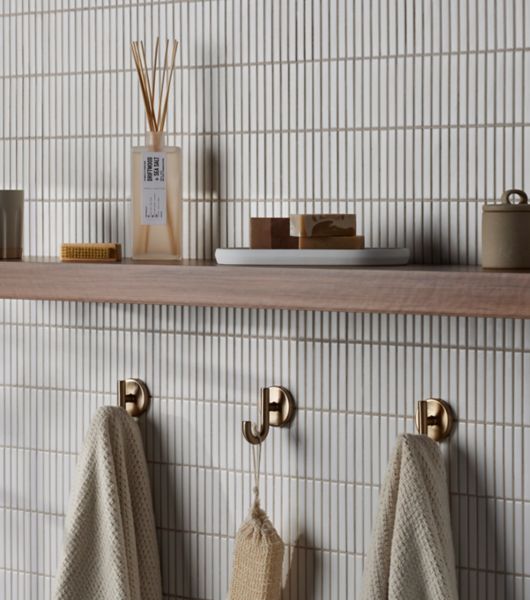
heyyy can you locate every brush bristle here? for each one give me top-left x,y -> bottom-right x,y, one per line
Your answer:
60,243 -> 122,263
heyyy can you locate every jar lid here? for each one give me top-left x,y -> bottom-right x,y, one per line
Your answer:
483,189 -> 530,212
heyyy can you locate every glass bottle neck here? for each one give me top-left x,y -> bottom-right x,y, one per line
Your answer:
146,131 -> 165,151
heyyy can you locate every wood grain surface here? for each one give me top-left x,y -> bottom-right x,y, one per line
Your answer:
0,258 -> 529,318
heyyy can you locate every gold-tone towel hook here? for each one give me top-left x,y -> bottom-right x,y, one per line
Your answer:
415,398 -> 455,442
242,386 -> 296,445
119,378 -> 151,417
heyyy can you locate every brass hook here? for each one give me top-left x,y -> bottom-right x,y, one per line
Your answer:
415,398 -> 455,441
242,386 -> 296,445
119,378 -> 151,417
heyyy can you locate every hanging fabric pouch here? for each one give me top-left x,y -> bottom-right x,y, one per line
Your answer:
228,442 -> 284,600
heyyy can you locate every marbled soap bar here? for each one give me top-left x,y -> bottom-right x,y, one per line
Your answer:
250,217 -> 298,249
289,214 -> 356,237
298,235 -> 365,249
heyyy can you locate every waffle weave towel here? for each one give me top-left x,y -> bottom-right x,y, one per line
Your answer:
361,434 -> 458,600
53,406 -> 162,600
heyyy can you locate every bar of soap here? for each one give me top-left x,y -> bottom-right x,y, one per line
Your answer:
298,235 -> 365,249
290,214 -> 356,237
250,217 -> 298,249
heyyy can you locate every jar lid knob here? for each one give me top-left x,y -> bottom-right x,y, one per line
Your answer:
501,189 -> 528,205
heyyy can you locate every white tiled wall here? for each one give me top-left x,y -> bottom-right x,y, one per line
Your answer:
1,1 -> 529,599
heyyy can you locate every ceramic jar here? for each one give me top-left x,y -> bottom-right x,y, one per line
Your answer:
482,189 -> 530,269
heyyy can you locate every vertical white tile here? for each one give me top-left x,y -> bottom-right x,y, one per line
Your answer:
0,1 -> 529,599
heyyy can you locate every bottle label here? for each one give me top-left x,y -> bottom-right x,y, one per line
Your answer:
142,152 -> 167,225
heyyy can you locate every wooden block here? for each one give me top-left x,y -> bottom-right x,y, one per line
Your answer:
298,235 -> 365,249
250,217 -> 298,249
290,214 -> 357,237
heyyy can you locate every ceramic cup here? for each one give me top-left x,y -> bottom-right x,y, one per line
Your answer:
0,190 -> 24,259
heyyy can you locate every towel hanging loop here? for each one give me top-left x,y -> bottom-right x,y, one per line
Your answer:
242,386 -> 295,445
119,378 -> 151,417
415,398 -> 454,441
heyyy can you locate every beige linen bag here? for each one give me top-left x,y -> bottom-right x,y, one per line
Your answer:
228,444 -> 284,600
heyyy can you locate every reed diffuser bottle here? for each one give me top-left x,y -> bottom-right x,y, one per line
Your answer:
131,38 -> 182,260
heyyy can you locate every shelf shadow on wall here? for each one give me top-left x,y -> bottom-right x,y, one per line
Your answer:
200,147 -> 222,259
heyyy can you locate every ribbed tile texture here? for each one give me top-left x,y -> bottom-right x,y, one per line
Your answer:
0,1 -> 529,599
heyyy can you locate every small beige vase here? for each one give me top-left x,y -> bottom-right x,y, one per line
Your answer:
0,190 -> 23,259
482,189 -> 530,269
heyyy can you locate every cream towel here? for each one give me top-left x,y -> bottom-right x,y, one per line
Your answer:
361,434 -> 458,600
54,406 -> 162,600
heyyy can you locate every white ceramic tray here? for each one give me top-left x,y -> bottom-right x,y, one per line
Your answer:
215,247 -> 410,266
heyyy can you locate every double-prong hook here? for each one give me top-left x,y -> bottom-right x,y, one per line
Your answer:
242,386 -> 296,444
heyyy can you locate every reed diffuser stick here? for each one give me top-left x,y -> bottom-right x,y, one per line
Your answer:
157,40 -> 170,130
160,41 -> 178,133
131,44 -> 155,131
139,43 -> 151,104
150,37 -> 159,106
131,36 -> 178,134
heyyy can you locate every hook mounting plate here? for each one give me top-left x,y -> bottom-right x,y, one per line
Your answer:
268,386 -> 296,427
415,398 -> 455,441
119,378 -> 151,417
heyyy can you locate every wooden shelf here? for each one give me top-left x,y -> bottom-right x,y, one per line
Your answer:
0,258 -> 529,318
